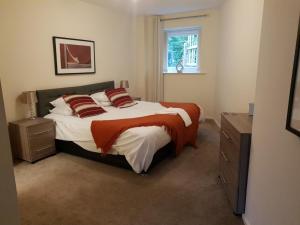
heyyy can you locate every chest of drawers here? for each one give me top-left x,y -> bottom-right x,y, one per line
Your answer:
219,113 -> 252,215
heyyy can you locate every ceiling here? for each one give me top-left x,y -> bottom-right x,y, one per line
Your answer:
81,0 -> 224,15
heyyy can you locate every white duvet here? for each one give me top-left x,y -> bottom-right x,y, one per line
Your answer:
45,101 -> 173,173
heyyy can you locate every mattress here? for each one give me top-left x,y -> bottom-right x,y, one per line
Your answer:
45,101 -> 171,173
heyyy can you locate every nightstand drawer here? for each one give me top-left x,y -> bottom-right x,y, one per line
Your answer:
31,145 -> 55,162
29,133 -> 55,152
27,122 -> 54,137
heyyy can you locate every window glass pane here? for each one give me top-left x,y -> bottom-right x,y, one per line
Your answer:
167,32 -> 199,73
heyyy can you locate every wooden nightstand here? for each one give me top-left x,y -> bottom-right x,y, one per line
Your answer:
132,97 -> 141,101
9,118 -> 56,162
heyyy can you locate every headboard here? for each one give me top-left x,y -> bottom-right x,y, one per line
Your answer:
36,81 -> 115,117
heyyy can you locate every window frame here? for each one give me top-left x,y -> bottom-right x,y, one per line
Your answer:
163,28 -> 201,74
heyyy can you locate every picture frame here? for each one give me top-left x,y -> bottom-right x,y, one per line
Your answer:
52,37 -> 96,75
286,19 -> 300,137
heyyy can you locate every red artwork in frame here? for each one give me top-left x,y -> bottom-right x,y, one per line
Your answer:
53,37 -> 95,75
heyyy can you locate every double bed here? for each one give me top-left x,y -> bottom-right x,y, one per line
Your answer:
36,81 -> 200,173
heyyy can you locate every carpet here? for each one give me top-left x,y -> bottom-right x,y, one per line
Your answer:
14,121 -> 244,225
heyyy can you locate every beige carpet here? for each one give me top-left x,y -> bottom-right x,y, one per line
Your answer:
14,121 -> 244,225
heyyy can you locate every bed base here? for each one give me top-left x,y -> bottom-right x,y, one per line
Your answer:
55,140 -> 175,172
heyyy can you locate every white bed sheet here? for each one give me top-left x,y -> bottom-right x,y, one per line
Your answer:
45,101 -> 171,173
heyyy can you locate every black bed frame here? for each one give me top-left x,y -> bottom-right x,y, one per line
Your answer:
36,81 -> 174,172
55,140 -> 174,171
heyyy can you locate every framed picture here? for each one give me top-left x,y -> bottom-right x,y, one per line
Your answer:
286,19 -> 300,137
53,37 -> 95,75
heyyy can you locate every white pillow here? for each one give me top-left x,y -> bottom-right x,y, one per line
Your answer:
90,92 -> 110,103
50,97 -> 68,107
99,101 -> 112,107
50,105 -> 73,116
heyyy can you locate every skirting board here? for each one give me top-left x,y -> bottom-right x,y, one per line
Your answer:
202,117 -> 221,128
242,215 -> 251,225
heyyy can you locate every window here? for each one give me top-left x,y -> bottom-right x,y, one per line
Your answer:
165,29 -> 200,74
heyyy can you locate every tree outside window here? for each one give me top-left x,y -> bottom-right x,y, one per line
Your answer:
167,30 -> 200,73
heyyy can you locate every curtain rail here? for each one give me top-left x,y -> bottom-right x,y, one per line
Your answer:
160,14 -> 208,22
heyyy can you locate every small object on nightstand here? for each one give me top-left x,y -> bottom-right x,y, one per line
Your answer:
120,80 -> 129,89
20,91 -> 38,119
248,103 -> 255,116
132,97 -> 141,101
9,118 -> 56,162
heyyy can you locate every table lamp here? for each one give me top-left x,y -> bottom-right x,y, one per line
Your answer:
120,80 -> 129,89
21,91 -> 38,119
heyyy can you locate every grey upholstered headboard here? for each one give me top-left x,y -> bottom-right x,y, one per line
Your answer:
36,81 -> 115,117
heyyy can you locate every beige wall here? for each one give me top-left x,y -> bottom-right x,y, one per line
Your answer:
244,0 -> 300,225
136,3 -> 263,121
0,0 -> 135,122
0,81 -> 20,225
133,16 -> 147,100
214,0 -> 264,123
135,10 -> 219,118
162,10 -> 219,119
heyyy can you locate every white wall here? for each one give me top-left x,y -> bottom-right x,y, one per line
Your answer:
0,81 -> 20,225
214,0 -> 264,123
244,0 -> 300,225
0,0 -> 135,122
134,10 -> 219,119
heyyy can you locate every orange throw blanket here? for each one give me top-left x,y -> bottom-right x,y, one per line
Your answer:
91,102 -> 201,155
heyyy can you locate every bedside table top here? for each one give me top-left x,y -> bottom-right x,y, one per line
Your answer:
10,118 -> 54,127
132,96 -> 141,100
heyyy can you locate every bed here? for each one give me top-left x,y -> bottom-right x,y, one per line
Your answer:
36,81 -> 175,173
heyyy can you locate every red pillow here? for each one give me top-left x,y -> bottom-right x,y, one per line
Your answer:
63,95 -> 106,118
105,88 -> 137,108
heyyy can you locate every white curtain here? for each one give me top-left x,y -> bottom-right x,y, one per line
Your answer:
145,16 -> 164,102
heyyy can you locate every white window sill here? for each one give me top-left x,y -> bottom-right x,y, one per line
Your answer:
163,72 -> 207,75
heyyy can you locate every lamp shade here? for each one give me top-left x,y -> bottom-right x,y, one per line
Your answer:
20,91 -> 37,105
20,91 -> 37,119
120,80 -> 129,88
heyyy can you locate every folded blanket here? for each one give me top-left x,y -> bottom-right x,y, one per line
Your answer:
91,102 -> 201,155
156,107 -> 192,127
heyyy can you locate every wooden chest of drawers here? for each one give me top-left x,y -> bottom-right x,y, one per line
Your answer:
9,118 -> 56,162
219,113 -> 252,215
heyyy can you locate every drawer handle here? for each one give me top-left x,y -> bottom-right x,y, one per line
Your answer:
221,151 -> 229,162
222,130 -> 232,142
31,129 -> 53,136
219,175 -> 227,184
34,145 -> 53,152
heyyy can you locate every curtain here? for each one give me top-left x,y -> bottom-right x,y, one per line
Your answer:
145,16 -> 164,102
